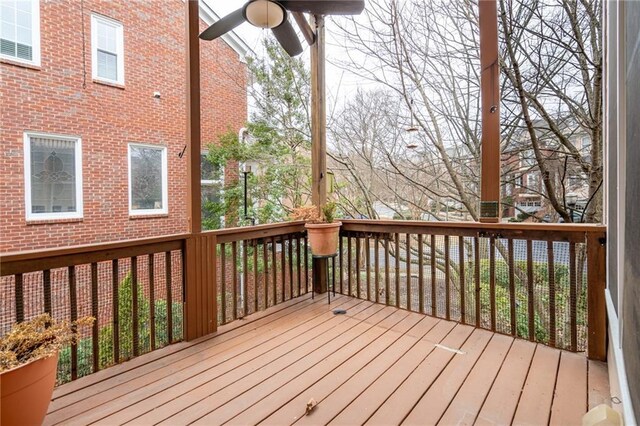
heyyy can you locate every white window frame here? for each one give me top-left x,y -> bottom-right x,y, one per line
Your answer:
128,143 -> 168,216
90,13 -> 124,85
23,132 -> 83,221
201,151 -> 225,228
0,0 -> 41,66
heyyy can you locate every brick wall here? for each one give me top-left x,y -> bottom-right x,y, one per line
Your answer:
0,0 -> 247,252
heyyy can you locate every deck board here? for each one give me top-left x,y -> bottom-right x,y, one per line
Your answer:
44,295 -> 606,426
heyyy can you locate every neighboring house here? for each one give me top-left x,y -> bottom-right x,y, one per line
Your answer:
0,0 -> 250,252
502,119 -> 592,221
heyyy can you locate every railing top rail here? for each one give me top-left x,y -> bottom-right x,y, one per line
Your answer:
0,233 -> 189,276
341,219 -> 606,233
205,221 -> 306,244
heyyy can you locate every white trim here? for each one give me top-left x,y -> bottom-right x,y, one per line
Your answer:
128,143 -> 168,216
199,0 -> 253,62
606,290 -> 638,426
91,13 -> 125,85
0,0 -> 41,66
23,132 -> 83,221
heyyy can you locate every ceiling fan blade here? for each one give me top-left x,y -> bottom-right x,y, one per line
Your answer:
199,8 -> 246,40
280,0 -> 365,15
272,17 -> 304,56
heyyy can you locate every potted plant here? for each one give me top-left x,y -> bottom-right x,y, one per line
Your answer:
291,202 -> 342,256
0,314 -> 93,426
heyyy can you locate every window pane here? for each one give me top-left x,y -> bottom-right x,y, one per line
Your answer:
0,38 -> 16,56
97,50 -> 117,80
130,145 -> 164,211
16,42 -> 31,60
97,20 -> 117,53
30,137 -> 77,214
201,154 -> 222,181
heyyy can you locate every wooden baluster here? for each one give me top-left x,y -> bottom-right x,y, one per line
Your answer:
149,254 -> 155,351
264,240 -> 269,308
385,236 -> 390,305
281,237 -> 286,300
356,236 -> 361,299
431,235 -> 437,317
132,257 -> 139,357
459,236 -> 465,324
271,237 -> 277,303
527,240 -> 535,341
91,262 -> 99,372
43,270 -> 52,316
547,240 -> 556,347
165,252 -> 172,344
339,236 -> 344,294
489,236 -> 496,331
304,236 -> 309,294
348,236 -> 353,297
374,235 -> 380,303
445,235 -> 450,320
113,259 -> 120,361
69,265 -> 78,380
474,236 -> 480,328
232,242 -> 238,319
220,243 -> 226,324
288,234 -> 294,299
254,240 -> 259,313
406,234 -> 412,310
508,239 -> 516,336
569,242 -> 577,351
395,233 -> 400,308
365,235 -> 371,301
14,273 -> 23,323
297,236 -> 302,297
243,240 -> 249,314
418,234 -> 424,314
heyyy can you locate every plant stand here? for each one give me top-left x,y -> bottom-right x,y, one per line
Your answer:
311,253 -> 338,304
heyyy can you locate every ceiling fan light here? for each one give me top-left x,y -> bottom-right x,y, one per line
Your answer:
245,0 -> 285,29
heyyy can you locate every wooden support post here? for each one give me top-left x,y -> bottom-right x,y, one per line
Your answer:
478,0 -> 501,223
587,231 -> 607,361
311,14 -> 328,294
184,0 -> 216,340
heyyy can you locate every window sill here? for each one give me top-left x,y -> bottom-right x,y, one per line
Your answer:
129,213 -> 169,220
1,57 -> 41,71
26,217 -> 83,225
93,78 -> 125,89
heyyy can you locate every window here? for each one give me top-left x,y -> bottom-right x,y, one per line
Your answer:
201,153 -> 224,229
0,0 -> 40,65
128,143 -> 167,215
91,14 -> 124,85
527,173 -> 539,189
24,133 -> 83,220
581,136 -> 591,152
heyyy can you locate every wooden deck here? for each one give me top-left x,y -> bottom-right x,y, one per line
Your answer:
45,294 -> 609,425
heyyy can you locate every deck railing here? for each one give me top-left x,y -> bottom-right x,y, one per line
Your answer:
0,235 -> 188,384
0,219 -> 607,385
337,219 -> 606,358
0,222 -> 311,384
209,222 -> 310,326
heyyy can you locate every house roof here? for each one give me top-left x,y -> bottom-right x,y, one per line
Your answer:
199,0 -> 254,63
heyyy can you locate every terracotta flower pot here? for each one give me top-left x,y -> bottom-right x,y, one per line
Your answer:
305,221 -> 342,256
1,353 -> 58,426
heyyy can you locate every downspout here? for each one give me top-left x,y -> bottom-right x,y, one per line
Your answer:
238,127 -> 248,314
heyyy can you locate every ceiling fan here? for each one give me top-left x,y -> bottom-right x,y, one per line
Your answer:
199,0 -> 365,57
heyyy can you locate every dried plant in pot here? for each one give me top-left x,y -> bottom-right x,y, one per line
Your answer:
291,202 -> 342,256
0,314 -> 93,426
